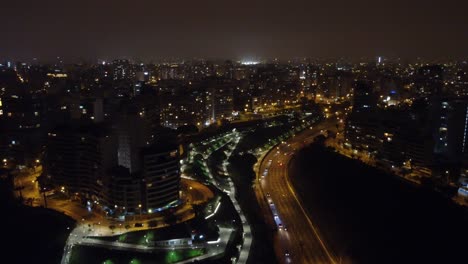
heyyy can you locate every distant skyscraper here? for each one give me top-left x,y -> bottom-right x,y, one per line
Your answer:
377,56 -> 382,65
206,78 -> 234,122
158,80 -> 194,129
345,80 -> 380,152
112,59 -> 134,81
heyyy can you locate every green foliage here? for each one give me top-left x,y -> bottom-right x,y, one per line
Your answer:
229,153 -> 257,185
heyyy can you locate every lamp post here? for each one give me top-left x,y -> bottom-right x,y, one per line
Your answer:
42,188 -> 48,208
35,159 -> 40,173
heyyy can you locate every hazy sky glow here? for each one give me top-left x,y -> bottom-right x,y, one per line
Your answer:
2,0 -> 468,61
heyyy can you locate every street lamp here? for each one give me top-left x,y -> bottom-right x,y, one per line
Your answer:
42,187 -> 48,208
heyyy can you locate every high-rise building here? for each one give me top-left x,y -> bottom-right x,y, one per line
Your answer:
328,71 -> 353,100
345,81 -> 380,152
117,108 -> 151,173
206,78 -> 234,122
158,82 -> 193,129
107,166 -> 142,214
351,80 -> 377,113
344,111 -> 381,153
0,87 -> 44,166
431,98 -> 468,182
112,59 -> 134,81
45,124 -> 117,200
141,141 -> 181,212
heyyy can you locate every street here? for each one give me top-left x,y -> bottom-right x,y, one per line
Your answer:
255,120 -> 338,264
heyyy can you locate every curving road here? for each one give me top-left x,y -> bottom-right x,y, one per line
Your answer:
255,120 -> 337,264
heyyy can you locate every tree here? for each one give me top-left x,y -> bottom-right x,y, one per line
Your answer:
177,124 -> 199,135
313,135 -> 327,145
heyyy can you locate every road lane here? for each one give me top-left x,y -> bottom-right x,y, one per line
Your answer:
255,121 -> 337,264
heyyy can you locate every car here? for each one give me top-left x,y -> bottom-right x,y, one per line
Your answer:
285,250 -> 290,257
266,192 -> 270,197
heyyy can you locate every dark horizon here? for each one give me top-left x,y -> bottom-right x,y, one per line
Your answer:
2,0 -> 468,62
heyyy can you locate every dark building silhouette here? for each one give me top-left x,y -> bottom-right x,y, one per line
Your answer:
45,123 -> 117,201
416,65 -> 444,97
345,81 -> 380,152
141,141 -> 181,212
351,80 -> 377,113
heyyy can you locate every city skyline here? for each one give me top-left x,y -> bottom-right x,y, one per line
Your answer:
3,51 -> 468,264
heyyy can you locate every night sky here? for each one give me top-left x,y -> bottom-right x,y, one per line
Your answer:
2,0 -> 468,61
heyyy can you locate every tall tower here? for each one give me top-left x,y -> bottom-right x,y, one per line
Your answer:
117,109 -> 151,173
141,141 -> 181,212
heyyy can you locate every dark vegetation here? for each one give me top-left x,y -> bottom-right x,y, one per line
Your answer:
228,152 -> 277,264
5,205 -> 75,263
290,142 -> 468,264
1,169 -> 75,264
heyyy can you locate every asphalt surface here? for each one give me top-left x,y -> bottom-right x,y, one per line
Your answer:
255,120 -> 337,264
